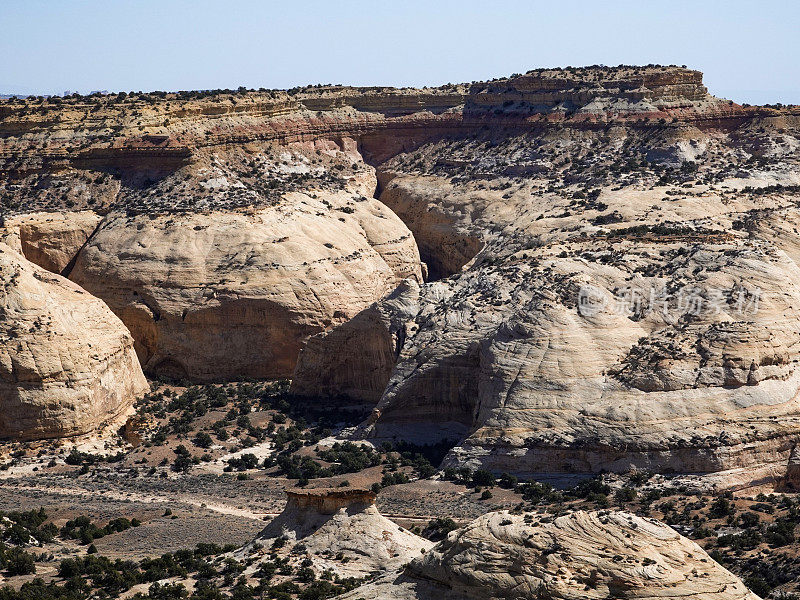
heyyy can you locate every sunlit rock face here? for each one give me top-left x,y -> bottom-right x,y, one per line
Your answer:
2,65 -> 800,481
342,510 -> 761,600
0,243 -> 147,441
250,488 -> 432,578
69,185 -> 423,381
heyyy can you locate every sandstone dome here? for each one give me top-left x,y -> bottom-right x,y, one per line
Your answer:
68,187 -> 423,381
343,510 -> 760,600
0,243 -> 148,441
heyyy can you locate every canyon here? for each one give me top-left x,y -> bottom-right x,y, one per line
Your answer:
3,66 -> 800,488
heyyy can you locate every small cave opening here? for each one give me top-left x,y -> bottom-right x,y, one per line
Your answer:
148,357 -> 188,380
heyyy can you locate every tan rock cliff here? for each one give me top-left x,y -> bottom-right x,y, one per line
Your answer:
69,187 -> 422,380
0,243 -> 148,440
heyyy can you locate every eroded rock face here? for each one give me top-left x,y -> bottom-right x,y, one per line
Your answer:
69,186 -> 422,381
439,243 -> 800,476
2,65 -> 799,481
290,278 -> 421,406
282,487 -> 377,514
0,211 -> 101,274
352,119 -> 800,483
379,176 -> 483,280
785,446 -> 800,490
343,510 -> 760,600
0,243 -> 147,441
250,488 -> 432,578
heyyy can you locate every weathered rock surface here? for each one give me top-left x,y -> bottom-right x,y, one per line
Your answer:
0,66 -> 764,221
362,173 -> 800,479
0,211 -> 101,274
2,65 -> 800,478
343,510 -> 760,600
302,122 -> 800,485
378,176 -> 483,280
785,446 -> 800,490
248,488 -> 432,578
69,185 -> 423,381
290,278 -> 421,405
0,243 -> 147,441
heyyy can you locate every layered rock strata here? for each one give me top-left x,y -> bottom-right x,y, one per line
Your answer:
0,67 -> 767,216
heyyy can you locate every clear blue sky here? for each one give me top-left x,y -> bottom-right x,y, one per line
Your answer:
2,0 -> 799,104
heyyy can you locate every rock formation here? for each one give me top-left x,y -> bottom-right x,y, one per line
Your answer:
359,165 -> 800,481
378,175 -> 483,280
0,66 -> 751,220
784,443 -> 800,490
68,180 -> 423,380
248,487 -> 432,578
0,211 -> 101,274
343,510 -> 760,600
0,243 -> 148,440
296,120 -> 800,484
290,278 -> 421,406
2,65 -> 800,478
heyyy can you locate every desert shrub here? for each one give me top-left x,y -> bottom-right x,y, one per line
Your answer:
192,432 -> 213,448
709,497 -> 735,518
1,547 -> 36,575
224,453 -> 259,472
471,469 -> 496,487
316,442 -> 380,474
423,518 -> 458,542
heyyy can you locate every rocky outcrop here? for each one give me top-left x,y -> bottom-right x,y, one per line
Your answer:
0,211 -> 101,274
290,278 -> 421,405
292,172 -> 800,488
785,446 -> 800,490
250,488 -> 432,578
280,487 -> 378,515
343,510 -> 760,600
2,65 -> 799,478
0,243 -> 147,441
3,107 -> 428,383
362,176 -> 800,480
69,186 -> 423,381
378,176 -> 483,280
